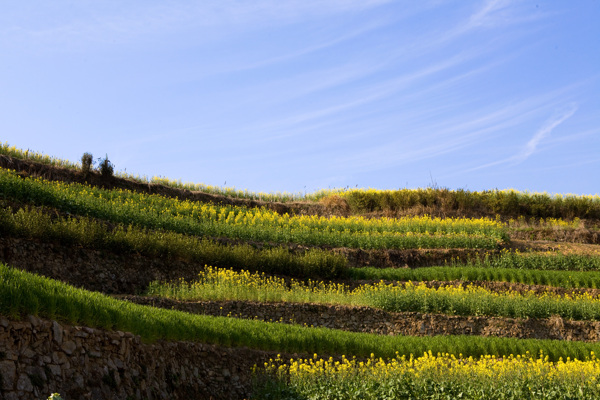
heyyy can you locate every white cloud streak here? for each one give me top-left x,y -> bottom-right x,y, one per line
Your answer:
457,103 -> 579,173
0,1 -> 395,50
513,103 -> 578,163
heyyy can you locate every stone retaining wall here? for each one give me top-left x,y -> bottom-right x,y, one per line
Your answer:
0,314 -> 279,400
0,236 -> 204,294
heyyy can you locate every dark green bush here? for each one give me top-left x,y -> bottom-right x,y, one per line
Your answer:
81,152 -> 93,176
97,154 -> 114,177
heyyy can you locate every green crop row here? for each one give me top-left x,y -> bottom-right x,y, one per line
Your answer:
350,264 -> 600,289
148,267 -> 600,321
0,206 -> 347,279
475,251 -> 600,271
368,282 -> 600,321
1,263 -> 600,361
0,168 -> 505,249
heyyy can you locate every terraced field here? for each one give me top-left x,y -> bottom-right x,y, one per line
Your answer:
1,145 -> 600,399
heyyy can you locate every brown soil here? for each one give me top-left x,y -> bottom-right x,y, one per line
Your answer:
119,296 -> 600,343
509,239 -> 600,255
509,228 -> 600,244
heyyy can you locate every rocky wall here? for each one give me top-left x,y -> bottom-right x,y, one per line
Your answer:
0,236 -> 204,295
0,314 -> 277,400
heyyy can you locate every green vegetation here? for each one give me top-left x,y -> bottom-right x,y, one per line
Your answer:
148,267 -> 600,321
97,154 -> 114,177
80,152 -> 94,176
471,251 -> 600,271
0,168 -> 506,249
4,143 -> 600,398
0,142 -> 78,170
0,142 -> 328,201
253,353 -> 600,400
350,263 -> 600,289
2,263 -> 600,362
368,282 -> 600,321
337,187 -> 600,220
0,206 -> 347,279
5,142 -> 598,220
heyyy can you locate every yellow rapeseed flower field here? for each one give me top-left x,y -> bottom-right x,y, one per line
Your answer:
260,351 -> 600,398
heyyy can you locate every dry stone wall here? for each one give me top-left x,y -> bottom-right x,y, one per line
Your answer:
0,236 -> 204,295
0,314 -> 279,400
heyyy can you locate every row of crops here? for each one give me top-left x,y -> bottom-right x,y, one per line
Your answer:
0,168 -> 507,249
3,263 -> 600,362
148,267 -> 600,321
336,187 -> 600,219
258,352 -> 600,399
2,205 -> 600,288
2,147 -> 600,398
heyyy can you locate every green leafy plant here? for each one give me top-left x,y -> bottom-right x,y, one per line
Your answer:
97,154 -> 114,177
81,152 -> 93,176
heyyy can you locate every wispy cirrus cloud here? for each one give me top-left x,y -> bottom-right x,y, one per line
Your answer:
456,103 -> 579,174
437,0 -> 546,45
513,103 -> 578,163
0,0 -> 396,50
467,0 -> 514,29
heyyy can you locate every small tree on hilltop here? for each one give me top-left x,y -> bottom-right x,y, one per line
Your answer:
97,154 -> 114,178
81,152 -> 93,176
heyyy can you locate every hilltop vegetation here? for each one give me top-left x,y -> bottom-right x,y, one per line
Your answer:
3,142 -> 600,221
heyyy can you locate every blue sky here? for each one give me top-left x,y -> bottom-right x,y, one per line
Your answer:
1,1 -> 599,195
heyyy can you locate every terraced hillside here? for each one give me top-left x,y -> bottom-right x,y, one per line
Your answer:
1,145 -> 600,399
